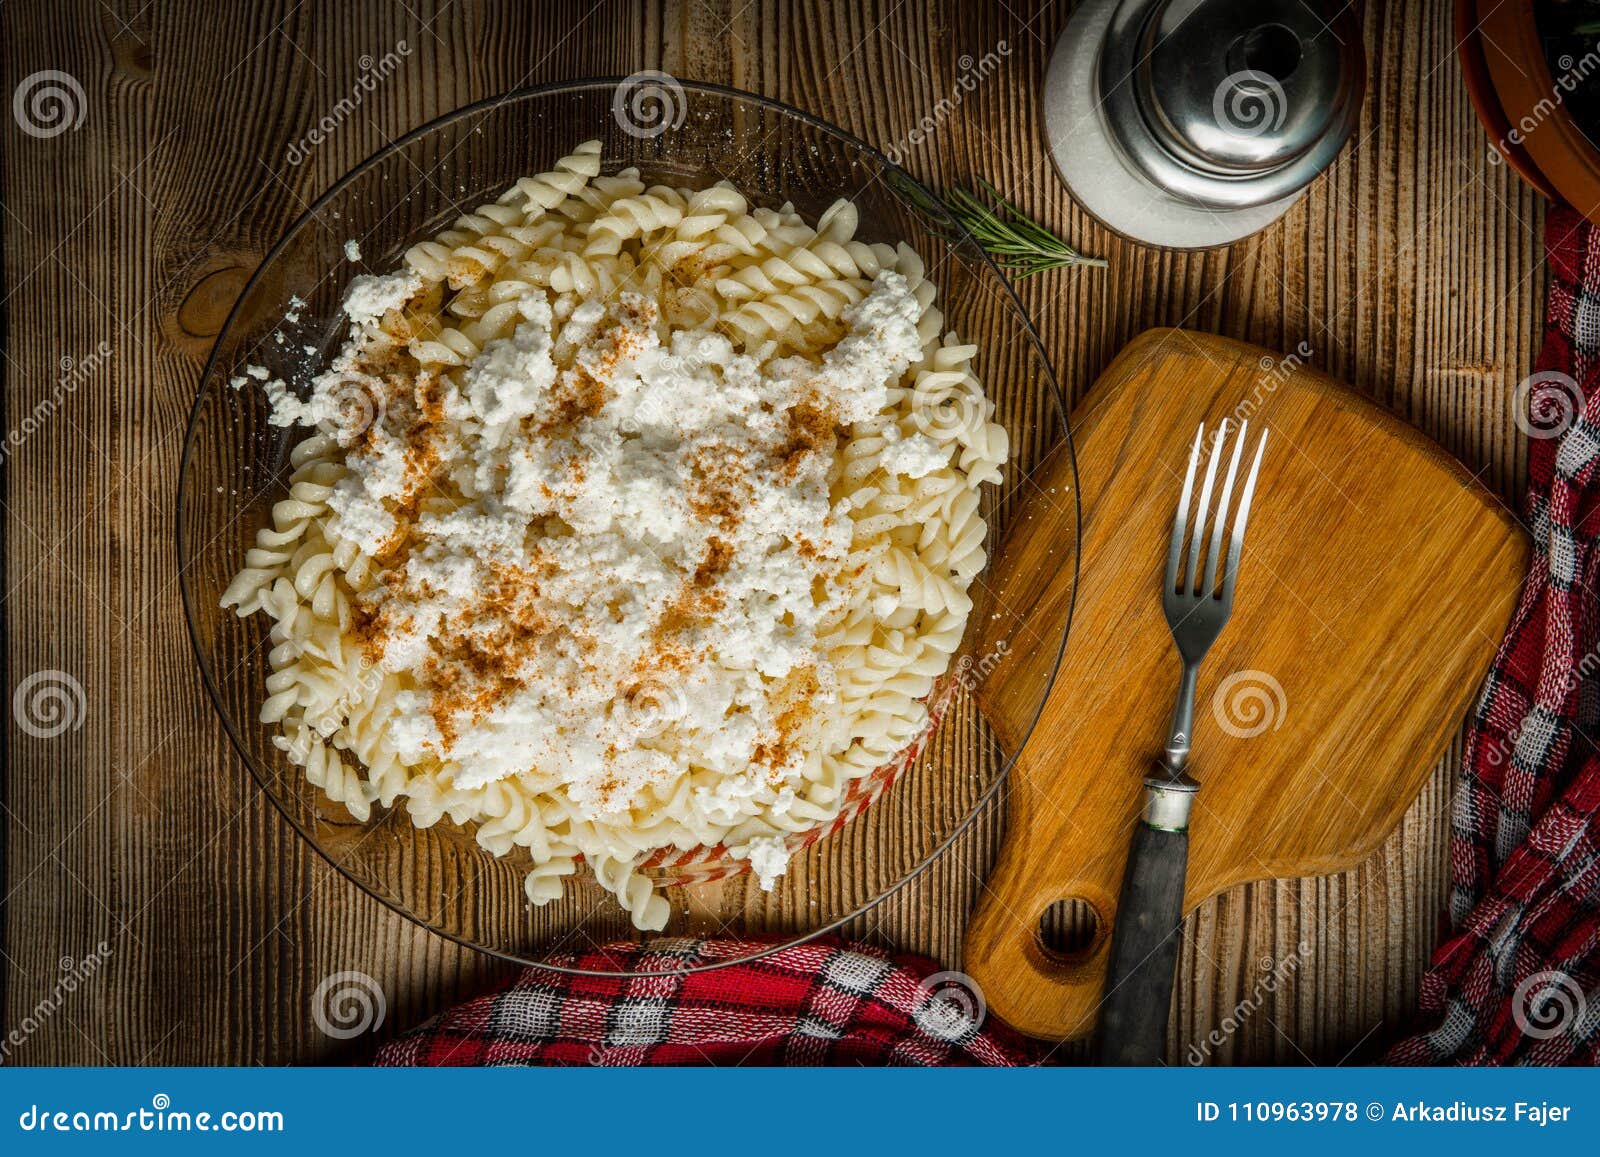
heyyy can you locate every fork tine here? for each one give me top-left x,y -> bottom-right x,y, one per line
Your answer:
1220,427 -> 1269,600
1167,424 -> 1204,594
1184,418 -> 1229,593
1202,419 -> 1250,597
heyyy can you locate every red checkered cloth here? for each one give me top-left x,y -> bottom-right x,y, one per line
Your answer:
1390,206 -> 1600,1065
373,936 -> 1041,1067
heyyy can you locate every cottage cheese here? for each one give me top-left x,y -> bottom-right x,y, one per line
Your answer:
342,270 -> 422,326
270,272 -> 925,819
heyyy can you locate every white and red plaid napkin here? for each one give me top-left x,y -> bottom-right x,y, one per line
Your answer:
374,936 -> 1039,1066
1390,205 -> 1600,1065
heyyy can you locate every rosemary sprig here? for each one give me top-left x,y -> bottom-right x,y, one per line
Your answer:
945,180 -> 1106,277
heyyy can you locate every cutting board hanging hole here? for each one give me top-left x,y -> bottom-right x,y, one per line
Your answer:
1038,899 -> 1101,960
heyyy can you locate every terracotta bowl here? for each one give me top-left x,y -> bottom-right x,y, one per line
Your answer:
1456,0 -> 1558,198
1475,0 -> 1600,217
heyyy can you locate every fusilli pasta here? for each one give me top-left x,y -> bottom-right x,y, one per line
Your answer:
224,139 -> 1009,930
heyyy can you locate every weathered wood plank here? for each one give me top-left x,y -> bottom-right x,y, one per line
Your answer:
2,0 -> 1543,1063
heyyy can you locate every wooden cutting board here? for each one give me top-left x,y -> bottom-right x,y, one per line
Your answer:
963,329 -> 1529,1041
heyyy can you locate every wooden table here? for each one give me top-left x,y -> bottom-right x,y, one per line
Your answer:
2,0 -> 1544,1064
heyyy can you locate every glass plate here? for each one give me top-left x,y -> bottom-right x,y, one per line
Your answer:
177,79 -> 1078,975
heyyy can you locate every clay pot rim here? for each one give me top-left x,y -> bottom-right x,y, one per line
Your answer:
1477,0 -> 1600,219
1455,0 -> 1559,198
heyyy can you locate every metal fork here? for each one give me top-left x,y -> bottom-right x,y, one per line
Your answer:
1095,418 -> 1268,1066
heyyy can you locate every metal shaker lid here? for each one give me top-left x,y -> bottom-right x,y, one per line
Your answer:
1098,0 -> 1364,209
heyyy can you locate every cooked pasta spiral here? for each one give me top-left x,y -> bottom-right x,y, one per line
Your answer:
223,139 -> 1010,930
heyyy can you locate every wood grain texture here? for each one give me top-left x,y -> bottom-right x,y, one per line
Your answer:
1,0 -> 1545,1064
963,330 -> 1528,1041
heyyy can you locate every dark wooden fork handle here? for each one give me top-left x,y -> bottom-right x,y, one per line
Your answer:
1094,777 -> 1195,1065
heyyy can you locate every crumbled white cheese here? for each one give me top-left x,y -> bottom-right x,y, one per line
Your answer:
742,836 -> 792,891
342,270 -> 421,326
261,377 -> 311,426
696,764 -> 771,825
326,484 -> 395,556
343,238 -> 362,262
230,364 -> 271,392
881,432 -> 949,478
821,270 -> 924,422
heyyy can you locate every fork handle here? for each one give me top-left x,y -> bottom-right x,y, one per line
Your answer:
1094,774 -> 1196,1066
